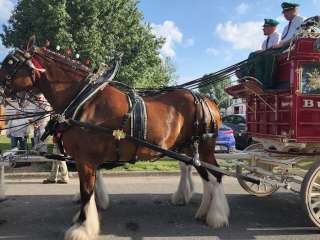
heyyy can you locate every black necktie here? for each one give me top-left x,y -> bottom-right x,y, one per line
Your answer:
266,36 -> 270,49
281,21 -> 292,40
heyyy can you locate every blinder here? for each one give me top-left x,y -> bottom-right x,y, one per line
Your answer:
1,48 -> 37,91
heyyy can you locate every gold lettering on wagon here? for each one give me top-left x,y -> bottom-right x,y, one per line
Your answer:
303,99 -> 314,108
302,99 -> 320,108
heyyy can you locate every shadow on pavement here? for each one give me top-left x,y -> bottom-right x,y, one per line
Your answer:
0,192 -> 319,240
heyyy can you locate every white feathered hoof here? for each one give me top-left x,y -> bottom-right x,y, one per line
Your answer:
194,180 -> 211,220
206,207 -> 229,228
205,175 -> 230,228
64,224 -> 93,240
65,194 -> 100,240
171,189 -> 192,206
171,162 -> 193,206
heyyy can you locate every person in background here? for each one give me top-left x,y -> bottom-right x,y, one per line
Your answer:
43,132 -> 70,184
261,19 -> 280,50
32,94 -> 50,155
7,109 -> 29,150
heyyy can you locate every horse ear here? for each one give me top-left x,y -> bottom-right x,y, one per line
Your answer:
23,35 -> 36,50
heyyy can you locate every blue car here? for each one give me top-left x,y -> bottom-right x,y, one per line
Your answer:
215,124 -> 236,152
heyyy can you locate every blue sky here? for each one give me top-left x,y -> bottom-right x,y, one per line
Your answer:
0,0 -> 320,83
139,0 -> 320,83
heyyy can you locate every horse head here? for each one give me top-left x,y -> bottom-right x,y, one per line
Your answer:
0,36 -> 43,97
0,36 -> 91,111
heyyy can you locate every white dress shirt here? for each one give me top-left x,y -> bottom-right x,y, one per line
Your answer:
280,15 -> 305,43
261,31 -> 280,50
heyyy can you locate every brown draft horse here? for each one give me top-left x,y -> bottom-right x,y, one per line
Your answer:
0,37 -> 229,240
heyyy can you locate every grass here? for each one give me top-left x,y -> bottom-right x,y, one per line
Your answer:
109,159 -> 179,172
0,135 -> 11,152
0,135 -> 180,172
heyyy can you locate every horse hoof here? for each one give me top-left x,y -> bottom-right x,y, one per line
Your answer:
171,190 -> 192,206
64,224 -> 95,240
170,193 -> 188,206
206,210 -> 229,229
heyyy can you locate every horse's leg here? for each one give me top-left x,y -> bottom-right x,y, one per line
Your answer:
171,161 -> 194,206
195,140 -> 230,228
73,170 -> 110,210
65,162 -> 100,240
94,170 -> 110,210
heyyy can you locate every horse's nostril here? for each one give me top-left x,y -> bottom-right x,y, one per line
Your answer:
5,75 -> 11,80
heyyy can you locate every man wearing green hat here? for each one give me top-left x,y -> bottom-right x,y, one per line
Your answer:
261,19 -> 280,50
274,2 -> 304,48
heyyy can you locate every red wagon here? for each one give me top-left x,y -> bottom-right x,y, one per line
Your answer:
224,28 -> 320,228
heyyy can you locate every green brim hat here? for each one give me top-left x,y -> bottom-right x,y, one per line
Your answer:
263,19 -> 280,27
281,2 -> 299,12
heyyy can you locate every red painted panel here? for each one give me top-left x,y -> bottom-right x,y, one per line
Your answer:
230,38 -> 320,143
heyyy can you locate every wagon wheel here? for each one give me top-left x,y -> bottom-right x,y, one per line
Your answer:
236,165 -> 279,197
236,143 -> 279,197
301,160 -> 320,228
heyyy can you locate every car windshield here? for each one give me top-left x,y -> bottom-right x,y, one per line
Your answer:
223,115 -> 245,124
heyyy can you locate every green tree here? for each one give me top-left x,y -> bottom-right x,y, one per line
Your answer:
1,0 -> 174,88
198,76 -> 231,109
2,0 -> 73,50
66,0 -> 103,67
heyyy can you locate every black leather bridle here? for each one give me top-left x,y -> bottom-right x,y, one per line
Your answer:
1,48 -> 37,93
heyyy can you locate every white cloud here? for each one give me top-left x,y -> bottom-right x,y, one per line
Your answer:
151,20 -> 183,58
206,48 -> 220,56
236,2 -> 249,15
0,0 -> 14,22
215,20 -> 264,50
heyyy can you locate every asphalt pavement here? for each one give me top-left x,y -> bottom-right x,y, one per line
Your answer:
0,175 -> 320,240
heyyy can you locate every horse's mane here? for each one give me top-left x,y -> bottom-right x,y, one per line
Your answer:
38,47 -> 92,74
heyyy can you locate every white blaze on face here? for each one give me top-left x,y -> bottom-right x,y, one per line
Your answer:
303,99 -> 314,108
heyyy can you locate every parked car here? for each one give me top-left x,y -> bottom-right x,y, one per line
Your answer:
222,114 -> 252,150
215,124 -> 236,152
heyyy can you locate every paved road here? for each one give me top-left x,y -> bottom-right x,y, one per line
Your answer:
0,175 -> 319,240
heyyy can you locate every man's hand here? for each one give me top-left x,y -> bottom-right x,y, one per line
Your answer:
272,42 -> 283,48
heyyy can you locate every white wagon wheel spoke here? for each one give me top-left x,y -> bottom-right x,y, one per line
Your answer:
310,192 -> 320,197
312,182 -> 320,190
311,200 -> 320,209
